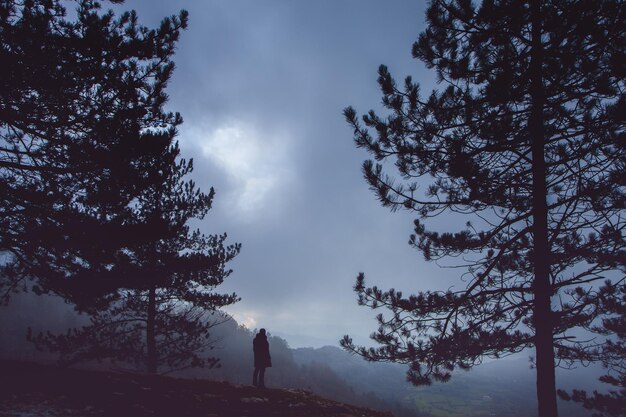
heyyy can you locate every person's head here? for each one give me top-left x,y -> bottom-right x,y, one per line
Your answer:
259,328 -> 266,336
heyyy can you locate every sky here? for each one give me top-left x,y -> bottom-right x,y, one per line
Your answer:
117,0 -> 459,348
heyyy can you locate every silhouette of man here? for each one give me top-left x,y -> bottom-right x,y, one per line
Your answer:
252,328 -> 271,388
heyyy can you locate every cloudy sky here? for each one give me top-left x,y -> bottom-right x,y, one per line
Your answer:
122,0 -> 458,348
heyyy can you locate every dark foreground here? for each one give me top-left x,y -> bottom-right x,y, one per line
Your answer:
0,360 -> 393,417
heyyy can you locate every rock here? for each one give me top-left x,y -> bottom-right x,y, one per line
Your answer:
240,397 -> 269,403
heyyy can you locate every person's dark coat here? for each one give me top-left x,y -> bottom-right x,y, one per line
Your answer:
253,333 -> 272,368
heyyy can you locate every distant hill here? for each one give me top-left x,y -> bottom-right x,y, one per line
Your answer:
291,345 -> 601,417
0,294 -> 605,417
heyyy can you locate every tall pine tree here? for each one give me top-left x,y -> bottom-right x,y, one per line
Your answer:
341,1 -> 625,416
0,0 -> 188,307
31,143 -> 241,374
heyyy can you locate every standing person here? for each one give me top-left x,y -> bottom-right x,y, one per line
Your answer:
252,328 -> 271,388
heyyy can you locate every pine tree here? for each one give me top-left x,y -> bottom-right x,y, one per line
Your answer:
341,1 -> 625,416
30,144 -> 241,374
0,0 -> 188,306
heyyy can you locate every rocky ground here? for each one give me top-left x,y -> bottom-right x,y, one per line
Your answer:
0,360 -> 393,417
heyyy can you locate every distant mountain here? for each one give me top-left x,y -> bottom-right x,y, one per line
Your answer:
292,346 -> 411,407
272,331 -> 333,349
0,295 -> 605,417
291,345 -> 601,417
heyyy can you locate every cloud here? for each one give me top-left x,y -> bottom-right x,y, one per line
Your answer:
229,310 -> 258,330
183,120 -> 295,218
130,0 -> 434,346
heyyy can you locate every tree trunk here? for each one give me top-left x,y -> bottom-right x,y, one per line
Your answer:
146,285 -> 157,374
529,1 -> 558,416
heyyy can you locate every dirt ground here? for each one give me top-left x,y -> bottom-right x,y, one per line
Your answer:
0,360 -> 393,417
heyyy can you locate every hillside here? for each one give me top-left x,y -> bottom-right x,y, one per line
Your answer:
0,360 -> 392,417
0,296 -> 603,417
292,346 -> 600,417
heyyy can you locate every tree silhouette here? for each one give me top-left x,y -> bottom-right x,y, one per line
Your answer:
30,143 -> 241,374
557,283 -> 625,417
341,1 -> 624,416
0,0 -> 188,306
